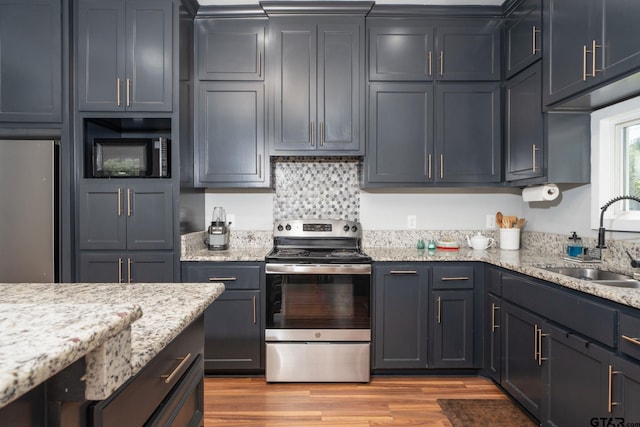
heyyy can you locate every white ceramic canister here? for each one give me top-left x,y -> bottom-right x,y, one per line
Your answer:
500,228 -> 521,250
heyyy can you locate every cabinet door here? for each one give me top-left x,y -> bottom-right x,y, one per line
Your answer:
541,321 -> 610,426
271,21 -> 317,152
366,83 -> 434,184
543,0 -> 601,106
501,301 -> 543,418
197,19 -> 265,81
0,0 -> 61,123
505,0 -> 542,78
128,252 -> 174,283
78,182 -> 127,250
435,20 -> 502,81
373,265 -> 429,369
611,355 -> 640,422
77,0 -> 126,111
505,62 -> 544,182
78,252 -> 124,282
485,293 -> 502,381
368,22 -> 434,81
601,0 -> 640,81
125,182 -> 174,250
196,82 -> 266,186
204,290 -> 262,371
125,0 -> 172,112
435,83 -> 501,183
431,290 -> 474,368
317,22 -> 363,153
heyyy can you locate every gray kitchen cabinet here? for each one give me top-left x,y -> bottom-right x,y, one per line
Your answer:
76,0 -> 173,112
196,18 -> 265,81
366,82 -> 500,185
435,83 -> 501,183
504,0 -> 541,79
373,263 -> 430,370
368,18 -> 501,82
195,82 -> 267,187
366,83 -> 434,184
269,17 -> 364,155
430,265 -> 475,369
0,0 -> 61,123
78,181 -> 174,251
484,267 -> 502,382
181,262 -> 264,372
610,355 -> 640,423
78,251 -> 174,283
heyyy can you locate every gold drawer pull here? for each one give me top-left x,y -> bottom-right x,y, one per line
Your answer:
389,270 -> 417,275
208,277 -> 237,281
622,335 -> 640,346
161,353 -> 192,384
440,277 -> 469,281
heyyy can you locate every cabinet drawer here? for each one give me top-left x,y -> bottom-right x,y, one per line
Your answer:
92,316 -> 204,427
502,273 -> 617,347
182,263 -> 262,289
432,265 -> 474,289
620,313 -> 640,361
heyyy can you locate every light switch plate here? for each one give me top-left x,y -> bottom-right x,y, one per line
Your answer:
407,215 -> 417,229
486,214 -> 495,229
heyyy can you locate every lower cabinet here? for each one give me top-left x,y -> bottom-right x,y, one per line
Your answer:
181,262 -> 264,372
373,263 -> 430,369
610,355 -> 640,422
78,252 -> 174,283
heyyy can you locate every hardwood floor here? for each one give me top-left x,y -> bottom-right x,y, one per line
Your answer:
203,376 -> 507,426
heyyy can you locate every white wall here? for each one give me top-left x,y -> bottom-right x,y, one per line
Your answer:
522,184 -> 593,237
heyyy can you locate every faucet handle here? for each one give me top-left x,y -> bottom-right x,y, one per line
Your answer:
625,250 -> 640,268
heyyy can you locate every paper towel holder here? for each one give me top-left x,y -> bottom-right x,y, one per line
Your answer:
522,183 -> 560,202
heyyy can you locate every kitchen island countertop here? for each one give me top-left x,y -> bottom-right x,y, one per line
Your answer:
0,282 -> 224,409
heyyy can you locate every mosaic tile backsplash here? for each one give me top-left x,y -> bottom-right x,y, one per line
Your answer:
273,157 -> 360,221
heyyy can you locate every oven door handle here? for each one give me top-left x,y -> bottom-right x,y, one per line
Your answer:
265,263 -> 371,275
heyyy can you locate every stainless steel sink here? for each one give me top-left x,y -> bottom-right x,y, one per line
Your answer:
544,267 -> 640,288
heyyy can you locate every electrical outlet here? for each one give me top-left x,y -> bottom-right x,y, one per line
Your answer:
407,215 -> 417,229
485,214 -> 495,229
227,214 -> 236,227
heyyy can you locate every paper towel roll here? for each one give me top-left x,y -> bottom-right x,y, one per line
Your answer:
522,184 -> 560,202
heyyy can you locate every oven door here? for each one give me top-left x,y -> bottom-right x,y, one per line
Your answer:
265,263 -> 371,342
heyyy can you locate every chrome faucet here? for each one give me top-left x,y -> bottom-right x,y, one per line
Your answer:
597,195 -> 640,248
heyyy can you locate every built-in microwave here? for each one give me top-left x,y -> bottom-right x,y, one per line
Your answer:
92,137 -> 169,178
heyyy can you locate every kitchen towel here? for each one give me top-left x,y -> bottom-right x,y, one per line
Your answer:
522,184 -> 560,202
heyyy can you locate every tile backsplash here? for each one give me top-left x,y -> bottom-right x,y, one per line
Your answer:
273,157 -> 361,221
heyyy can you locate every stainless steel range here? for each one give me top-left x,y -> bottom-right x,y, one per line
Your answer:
265,219 -> 371,382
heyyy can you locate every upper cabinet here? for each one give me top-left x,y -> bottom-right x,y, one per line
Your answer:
543,0 -> 640,108
0,0 -> 61,123
197,19 -> 265,81
504,0 -> 541,78
76,0 -> 173,112
269,16 -> 365,155
369,19 -> 502,82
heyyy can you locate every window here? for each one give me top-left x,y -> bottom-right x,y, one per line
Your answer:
591,96 -> 640,231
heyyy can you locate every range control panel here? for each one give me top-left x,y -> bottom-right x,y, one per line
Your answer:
273,219 -> 361,238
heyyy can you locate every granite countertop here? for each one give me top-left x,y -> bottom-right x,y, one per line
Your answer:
181,247 -> 271,262
366,247 -> 640,310
0,282 -> 224,408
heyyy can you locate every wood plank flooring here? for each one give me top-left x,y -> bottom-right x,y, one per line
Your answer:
203,376 -> 507,426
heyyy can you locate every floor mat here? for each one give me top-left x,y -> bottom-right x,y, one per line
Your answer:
437,399 -> 538,427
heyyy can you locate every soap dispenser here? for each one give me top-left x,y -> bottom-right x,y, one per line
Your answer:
567,232 -> 583,258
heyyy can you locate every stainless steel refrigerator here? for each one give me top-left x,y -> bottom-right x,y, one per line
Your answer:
0,140 -> 58,282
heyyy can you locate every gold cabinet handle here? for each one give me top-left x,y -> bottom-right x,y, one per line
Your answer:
491,303 -> 500,332
118,258 -> 123,283
537,327 -> 549,366
437,296 -> 442,324
591,40 -> 601,77
532,26 -> 541,54
127,189 -> 132,217
440,276 -> 469,281
320,121 -> 324,146
427,51 -> 432,77
622,335 -> 640,346
583,45 -> 589,81
161,353 -> 192,384
427,154 -> 432,179
440,154 -> 444,179
439,51 -> 444,76
534,324 -> 539,361
126,78 -> 131,107
208,277 -> 237,282
258,154 -> 262,179
389,270 -> 417,275
608,365 -> 620,413
310,121 -> 315,146
117,188 -> 122,216
258,50 -> 262,78
532,144 -> 539,172
127,258 -> 132,284
253,295 -> 257,324
116,78 -> 122,107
